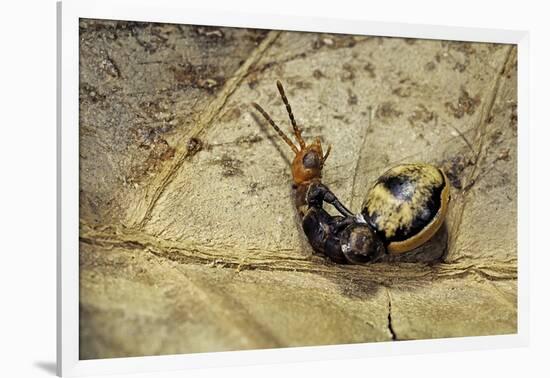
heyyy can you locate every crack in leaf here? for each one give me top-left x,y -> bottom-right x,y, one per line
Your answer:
386,288 -> 397,341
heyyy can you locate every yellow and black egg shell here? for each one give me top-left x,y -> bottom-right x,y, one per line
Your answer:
361,164 -> 450,254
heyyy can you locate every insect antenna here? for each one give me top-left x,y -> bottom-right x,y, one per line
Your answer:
323,144 -> 332,164
252,102 -> 299,154
276,80 -> 306,150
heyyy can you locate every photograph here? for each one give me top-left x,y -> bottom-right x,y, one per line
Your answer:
78,18 -> 517,359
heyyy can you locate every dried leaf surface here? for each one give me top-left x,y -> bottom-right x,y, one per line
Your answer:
79,20 -> 517,359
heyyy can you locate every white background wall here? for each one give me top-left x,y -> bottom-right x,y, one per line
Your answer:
1,0 -> 548,377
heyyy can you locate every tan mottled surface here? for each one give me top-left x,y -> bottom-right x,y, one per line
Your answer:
79,19 -> 517,359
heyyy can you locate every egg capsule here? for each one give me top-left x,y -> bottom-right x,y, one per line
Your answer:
361,164 -> 450,254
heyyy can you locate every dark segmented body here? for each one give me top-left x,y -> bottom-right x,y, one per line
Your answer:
299,181 -> 385,263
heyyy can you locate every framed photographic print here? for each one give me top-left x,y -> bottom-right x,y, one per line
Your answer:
58,0 -> 529,376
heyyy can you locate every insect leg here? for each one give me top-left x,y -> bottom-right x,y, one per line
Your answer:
307,183 -> 354,218
322,144 -> 332,165
332,215 -> 355,232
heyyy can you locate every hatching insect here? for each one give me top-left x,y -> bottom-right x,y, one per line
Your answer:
252,81 -> 450,264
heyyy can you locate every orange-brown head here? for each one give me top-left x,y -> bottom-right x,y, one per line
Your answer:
252,81 -> 331,186
290,136 -> 329,185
